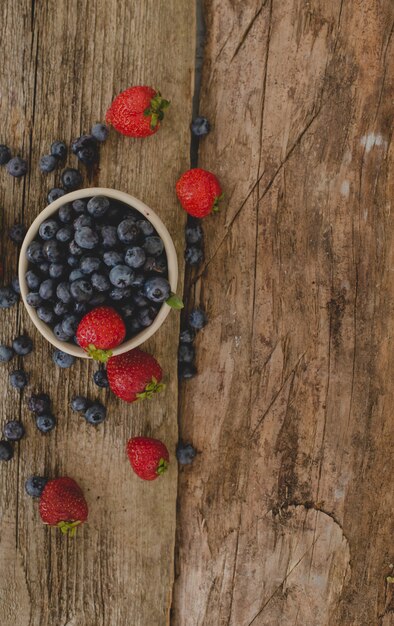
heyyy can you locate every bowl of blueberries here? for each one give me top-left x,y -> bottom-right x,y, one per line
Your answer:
19,187 -> 178,358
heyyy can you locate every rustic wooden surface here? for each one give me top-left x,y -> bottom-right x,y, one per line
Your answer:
174,1 -> 394,625
0,1 -> 193,625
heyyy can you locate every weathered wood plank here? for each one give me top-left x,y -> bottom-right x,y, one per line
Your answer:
174,1 -> 394,624
0,1 -> 193,625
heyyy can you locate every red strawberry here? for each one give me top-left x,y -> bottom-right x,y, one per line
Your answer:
106,86 -> 170,138
176,168 -> 223,218
39,477 -> 88,536
107,348 -> 164,403
127,437 -> 169,481
76,306 -> 126,362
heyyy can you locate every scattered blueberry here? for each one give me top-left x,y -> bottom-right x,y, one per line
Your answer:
47,188 -> 65,204
87,196 -> 110,218
191,116 -> 211,137
143,236 -> 164,256
52,349 -> 75,368
39,154 -> 57,173
71,396 -> 90,412
0,144 -> 11,165
9,223 -> 26,244
185,223 -> 203,245
185,246 -> 204,265
11,276 -> 21,294
125,246 -> 146,268
35,414 -> 56,433
51,140 -> 67,160
178,362 -> 197,379
37,306 -> 55,324
61,168 -> 83,191
3,420 -> 25,441
39,279 -> 55,300
39,219 -> 59,240
117,219 -> 139,244
71,135 -> 98,165
93,369 -> 109,388
109,265 -> 134,288
91,123 -> 109,142
0,287 -> 19,308
0,441 -> 13,461
28,393 -> 51,414
12,335 -> 33,356
70,278 -> 93,302
25,476 -> 48,497
6,156 -> 27,177
84,403 -> 106,425
176,441 -> 197,464
74,226 -> 99,250
179,328 -> 195,344
143,277 -> 171,303
0,345 -> 14,362
9,369 -> 28,389
189,308 -> 207,330
178,343 -> 195,363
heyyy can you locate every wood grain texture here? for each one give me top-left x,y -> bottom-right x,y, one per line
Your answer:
0,1 -> 194,625
174,1 -> 394,625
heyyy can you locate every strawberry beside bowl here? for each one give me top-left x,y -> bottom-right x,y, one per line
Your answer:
18,187 -> 178,359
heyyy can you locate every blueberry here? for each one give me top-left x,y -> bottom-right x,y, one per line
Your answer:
39,154 -> 57,173
73,302 -> 88,315
62,315 -> 79,337
0,441 -> 13,461
91,272 -> 110,292
25,476 -> 48,497
191,116 -> 211,137
180,328 -> 195,344
47,188 -> 65,204
56,282 -> 72,304
77,146 -> 99,165
143,256 -> 167,274
125,246 -> 146,268
25,270 -> 40,290
73,214 -> 93,230
26,241 -> 45,264
93,369 -> 109,388
103,250 -> 123,267
120,303 -> 135,318
49,263 -> 65,280
74,226 -> 99,250
38,261 -> 50,275
185,246 -> 204,265
3,420 -> 25,441
52,349 -> 75,367
51,140 -> 67,160
12,335 -> 33,356
53,324 -> 71,342
0,144 -> 11,165
87,196 -> 110,218
109,265 -> 134,288
109,287 -> 132,301
138,306 -> 157,327
37,306 -> 55,324
62,168 -> 83,190
69,269 -> 84,282
67,255 -> 79,268
90,293 -> 106,306
176,441 -> 197,464
9,369 -> 28,389
69,239 -> 84,256
28,393 -> 51,414
9,223 -> 26,244
71,134 -> 97,155
58,203 -> 74,224
54,300 -> 69,316
84,403 -> 106,425
71,396 -> 90,412
189,308 -> 207,330
0,345 -> 14,362
132,293 -> 150,308
100,225 -> 118,248
35,414 -> 56,433
43,239 -> 64,263
178,363 -> 197,379
127,318 -> 142,335
26,292 -> 41,308
131,273 -> 145,288
6,156 -> 27,177
143,236 -> 164,256
185,223 -> 203,245
72,199 -> 87,213
143,277 -> 171,303
91,123 -> 109,142
39,219 -> 59,240
80,256 -> 100,275
178,343 -> 195,363
39,279 -> 55,300
56,226 -> 73,243
137,219 -> 154,237
0,287 -> 19,308
117,219 -> 139,244
70,279 -> 93,302
11,276 -> 21,294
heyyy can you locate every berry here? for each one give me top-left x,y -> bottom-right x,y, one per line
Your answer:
0,144 -> 11,165
103,250 -> 123,267
6,156 -> 27,177
185,223 -> 203,245
37,306 -> 55,324
62,168 -> 83,191
58,204 -> 74,224
43,239 -> 64,263
84,403 -> 106,425
72,199 -> 87,213
26,241 -> 45,264
143,256 -> 167,274
25,476 -> 49,498
47,188 -> 66,204
73,302 -> 88,315
109,265 -> 134,288
138,306 -> 157,327
143,236 -> 164,256
36,414 -> 56,433
12,335 -> 33,356
125,246 -> 146,268
93,369 -> 109,388
109,287 -> 132,301
53,324 -> 70,342
51,141 -> 67,159
91,272 -> 110,292
28,393 -> 51,415
77,146 -> 99,165
39,154 -> 57,173
91,123 -> 109,142
0,287 -> 19,308
48,263 -> 65,280
26,292 -> 43,307
143,277 -> 171,303
56,227 -> 73,244
120,303 -> 135,318
0,441 -> 13,461
9,223 -> 26,244
100,225 -> 118,248
71,134 -> 97,156
107,348 -> 163,403
25,270 -> 40,290
117,219 -> 139,244
131,272 -> 145,288
9,369 -> 28,389
126,437 -> 169,481
191,116 -> 211,137
137,219 -> 154,236
71,396 -> 90,412
56,282 -> 72,304
127,318 -> 142,335
69,238 -> 84,254
74,226 -> 99,250
3,420 -> 25,441
73,213 -> 93,229
178,363 -> 197,379
70,279 -> 93,302
54,301 -> 69,316
11,276 -> 21,294
38,261 -> 50,275
189,307 -> 207,330
176,168 -> 222,218
178,343 -> 195,363
76,306 -> 126,358
176,441 -> 197,464
106,86 -> 170,138
185,246 -> 204,265
69,269 -> 84,282
80,256 -> 101,274
90,293 -> 106,306
67,255 -> 79,268
39,219 -> 59,240
39,477 -> 88,534
133,293 -> 149,308
52,349 -> 75,368
61,315 -> 79,337
39,279 -> 55,300
179,328 -> 195,344
87,196 -> 110,218
0,345 -> 14,362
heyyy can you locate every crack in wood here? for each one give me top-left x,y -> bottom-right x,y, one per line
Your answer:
231,0 -> 268,62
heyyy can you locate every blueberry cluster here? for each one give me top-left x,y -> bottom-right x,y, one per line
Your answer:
28,393 -> 56,433
184,220 -> 204,267
71,395 -> 106,425
0,144 -> 28,178
25,195 -> 170,346
0,334 -> 33,392
178,307 -> 207,380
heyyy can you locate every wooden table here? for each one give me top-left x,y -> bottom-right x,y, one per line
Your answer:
0,1 -> 393,625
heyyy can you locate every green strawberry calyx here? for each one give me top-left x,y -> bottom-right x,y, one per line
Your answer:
212,193 -> 224,213
156,458 -> 169,476
57,520 -> 81,537
86,344 -> 113,363
136,376 -> 166,401
166,293 -> 184,310
144,92 -> 171,129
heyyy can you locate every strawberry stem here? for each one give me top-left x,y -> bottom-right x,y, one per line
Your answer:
86,344 -> 112,363
57,520 -> 81,537
136,376 -> 166,401
156,458 -> 169,476
143,92 -> 170,129
212,193 -> 224,213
